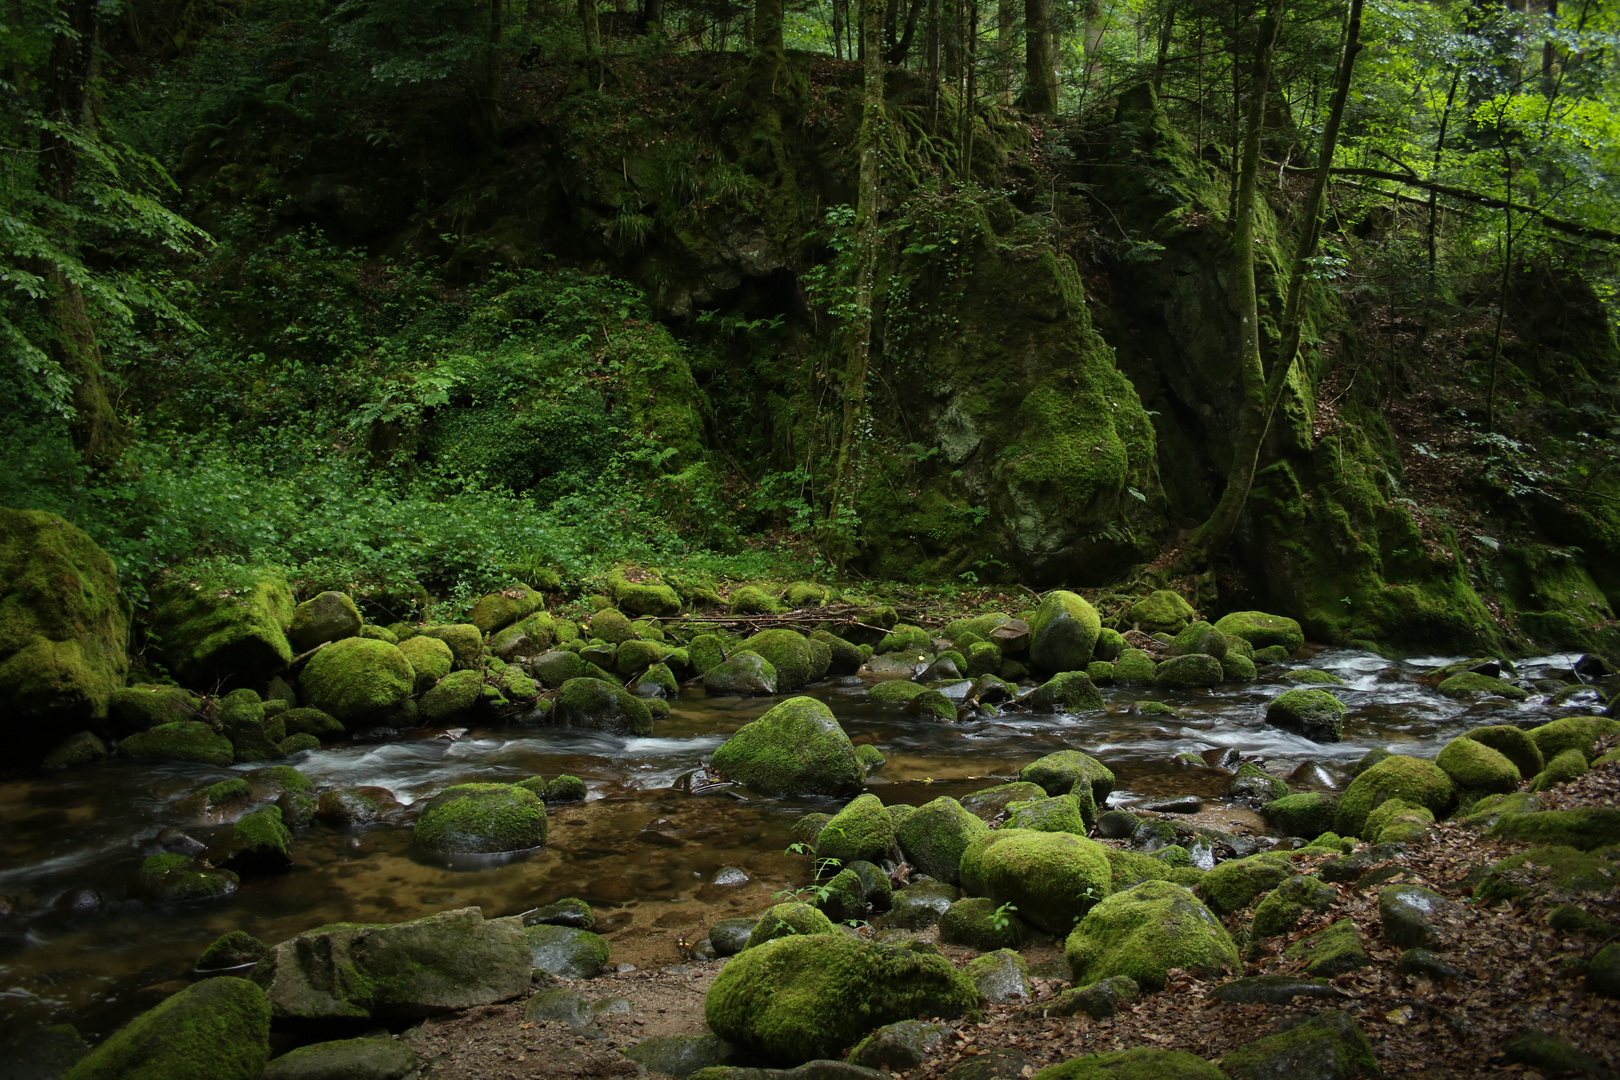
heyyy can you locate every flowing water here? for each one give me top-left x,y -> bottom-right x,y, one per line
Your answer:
0,647 -> 1606,1043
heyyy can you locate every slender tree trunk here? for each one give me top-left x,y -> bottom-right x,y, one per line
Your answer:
1486,139 -> 1513,434
834,0 -> 846,59
580,0 -> 600,57
755,0 -> 784,53
995,0 -> 1016,103
962,0 -> 978,175
1182,0 -> 1365,569
1022,0 -> 1058,113
1426,65 -> 1461,293
825,0 -> 886,563
1152,1 -> 1175,94
943,0 -> 960,78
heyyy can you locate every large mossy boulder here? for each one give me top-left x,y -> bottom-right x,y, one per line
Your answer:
709,697 -> 863,797
418,623 -> 484,668
608,567 -> 683,617
261,1038 -> 417,1080
553,677 -> 654,735
400,635 -> 454,692
62,976 -> 270,1080
959,829 -> 1113,936
1212,611 -> 1304,653
1065,880 -> 1237,991
742,629 -> 826,692
1028,591 -> 1102,675
1262,792 -> 1338,839
120,720 -> 234,766
1196,853 -> 1292,916
703,652 -> 779,696
420,669 -> 489,721
1023,671 -> 1105,712
412,783 -> 547,855
470,585 -> 544,635
1264,688 -> 1347,743
286,592 -> 362,652
1019,750 -> 1115,802
149,566 -> 294,689
744,903 -> 837,949
301,638 -> 414,725
1487,807 -> 1620,850
1168,621 -> 1227,659
108,683 -> 202,733
895,796 -> 990,885
252,907 -> 530,1019
1127,590 -> 1196,634
1436,671 -> 1528,701
1219,1010 -> 1379,1080
816,794 -> 896,866
1527,716 -> 1620,763
1153,653 -> 1223,690
1462,724 -> 1544,778
0,508 -> 129,744
1335,755 -> 1456,837
703,933 -> 979,1065
1435,736 -> 1520,794
1035,1049 -> 1226,1080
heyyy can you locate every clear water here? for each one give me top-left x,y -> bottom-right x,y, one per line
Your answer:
0,647 -> 1602,1042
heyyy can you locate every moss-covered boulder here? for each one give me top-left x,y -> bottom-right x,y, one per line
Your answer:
411,783 -> 548,854
1262,792 -> 1338,839
1335,754 -> 1456,837
1212,611 -> 1304,653
120,721 -> 234,767
606,567 -> 682,617
895,796 -> 990,884
530,649 -> 585,688
149,566 -> 294,689
420,669 -> 489,721
615,638 -> 664,674
261,1038 -> 417,1080
209,806 -> 294,876
1168,621 -> 1227,659
62,976 -> 270,1080
1249,875 -> 1337,950
1437,671 -> 1528,701
939,897 -> 1028,950
286,592 -> 362,652
870,680 -> 929,705
301,638 -> 414,724
811,630 -> 864,675
197,931 -> 269,972
704,933 -> 978,1065
959,829 -> 1113,935
1474,845 -> 1617,903
816,794 -> 896,866
1435,736 -> 1520,794
525,924 -> 610,977
876,623 -> 932,654
490,612 -> 557,662
1112,648 -> 1156,686
1128,591 -> 1196,634
630,662 -> 678,698
397,634 -> 452,693
1264,688 -> 1346,743
282,707 -> 343,738
1220,1010 -> 1378,1080
1154,653 -> 1223,690
702,652 -> 778,696
727,585 -> 786,616
1196,853 -> 1292,916
1220,654 -> 1258,681
743,629 -> 825,691
251,906 -> 530,1020
131,853 -> 240,903
0,510 -> 129,744
743,902 -> 836,949
1229,762 -> 1289,803
469,585 -> 544,635
1005,792 -> 1095,835
1065,880 -> 1237,991
1379,884 -> 1454,949
1020,749 -> 1115,802
1035,1049 -> 1225,1080
709,697 -> 863,797
419,623 -> 484,667
108,684 -> 201,733
1487,807 -> 1620,850
1531,747 -> 1590,791
1023,671 -> 1105,712
961,781 -> 1046,819
553,677 -> 654,735
1528,716 -> 1620,763
1283,919 -> 1370,978
1028,591 -> 1102,675
1461,724 -> 1544,778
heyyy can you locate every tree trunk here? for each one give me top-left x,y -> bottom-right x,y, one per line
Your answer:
755,0 -> 784,52
825,0 -> 886,564
580,0 -> 600,57
1021,0 -> 1058,113
1182,0 -> 1365,569
995,0 -> 1016,103
1152,0 -> 1174,94
1426,65 -> 1461,292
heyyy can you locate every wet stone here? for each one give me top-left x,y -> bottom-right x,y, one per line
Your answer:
624,1035 -> 741,1078
1094,810 -> 1140,839
1379,885 -> 1455,950
847,1021 -> 952,1072
940,1047 -> 1029,1080
709,918 -> 758,957
1135,795 -> 1203,815
1396,948 -> 1466,982
523,988 -> 594,1027
885,881 -> 961,929
712,866 -> 750,886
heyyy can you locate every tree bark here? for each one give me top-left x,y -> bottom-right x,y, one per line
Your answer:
755,0 -> 784,53
1182,0 -> 1366,569
1021,0 -> 1059,113
825,0 -> 886,564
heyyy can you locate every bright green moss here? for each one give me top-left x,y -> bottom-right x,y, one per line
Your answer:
1019,749 -> 1115,802
1436,736 -> 1520,794
811,630 -> 864,674
940,897 -> 1027,950
1475,845 -> 1617,903
1488,807 -> 1620,851
1195,853 -> 1292,915
546,775 -> 586,802
411,783 -> 548,854
1128,591 -> 1195,634
615,638 -> 665,674
553,677 -> 654,734
62,976 -> 270,1080
870,680 -> 930,705
1282,668 -> 1344,685
1283,919 -> 1369,978
1024,671 -> 1105,712
1231,763 -> 1289,803
1004,791 -> 1095,835
816,794 -> 896,866
282,707 -> 344,738
120,721 -> 234,767
743,902 -> 836,949
203,778 -> 253,807
301,638 -> 413,723
1528,716 -> 1620,763
420,669 -> 487,721
729,586 -> 786,616
1334,755 -> 1456,837
1027,591 -> 1102,675
1103,847 -> 1182,892
877,624 -> 933,654
399,634 -> 453,692
960,829 -> 1113,935
708,697 -> 863,797
1212,611 -> 1304,652
1154,653 -> 1223,689
1248,875 -> 1336,949
1437,671 -> 1528,701
148,566 -> 293,689
109,684 -> 202,732
1065,880 -> 1237,991
1113,648 -> 1156,686
419,623 -> 484,666
1532,747 -> 1590,791
1221,654 -> 1258,681
1264,687 -> 1346,742
742,629 -> 823,691
1463,725 -> 1545,778
1220,1010 -> 1379,1080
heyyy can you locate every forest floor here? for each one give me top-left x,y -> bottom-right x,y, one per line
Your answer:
406,756 -> 1620,1080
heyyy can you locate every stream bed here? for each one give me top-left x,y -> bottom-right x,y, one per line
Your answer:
0,647 -> 1606,1044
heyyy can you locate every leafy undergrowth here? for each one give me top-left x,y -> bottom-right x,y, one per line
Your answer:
911,757 -> 1620,1080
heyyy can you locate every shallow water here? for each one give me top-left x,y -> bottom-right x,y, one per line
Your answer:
0,646 -> 1604,1042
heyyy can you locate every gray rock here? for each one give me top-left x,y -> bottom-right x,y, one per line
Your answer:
967,949 -> 1030,1004
860,654 -> 931,679
703,653 -> 779,696
709,918 -> 758,957
940,1047 -> 1029,1080
1094,810 -> 1140,839
846,1021 -> 952,1071
1219,1010 -> 1378,1080
252,907 -> 530,1020
523,898 -> 595,929
712,866 -> 750,886
1209,975 -> 1344,1005
623,1035 -> 741,1078
523,988 -> 594,1027
1396,948 -> 1466,981
1378,884 -> 1455,950
1135,795 -> 1203,815
1318,844 -> 1407,884
262,1037 -> 417,1080
525,924 -> 610,978
1037,976 -> 1139,1019
885,881 -> 961,929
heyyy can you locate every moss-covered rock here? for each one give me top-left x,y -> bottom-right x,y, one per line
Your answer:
811,630 -> 864,675
1475,845 -> 1617,903
847,1021 -> 953,1072
1034,1049 -> 1225,1080
607,568 -> 682,617
1168,621 -> 1227,659
704,933 -> 978,1065
1220,654 -> 1257,681
1249,875 -> 1337,951
40,729 -> 107,769
855,743 -> 886,774
1004,792 -> 1095,835
197,931 -> 269,972
286,592 -> 362,652
108,684 -> 202,733
1153,653 -> 1223,690
282,706 -> 343,738
1019,749 -> 1115,802
1112,648 -> 1156,686
553,677 -> 654,735
896,796 -> 991,884
744,902 -> 836,948
1379,884 -> 1454,949
939,897 -> 1028,950
1065,880 -> 1237,991
1436,671 -> 1528,701
397,634 -> 453,693
1527,716 -> 1620,763
468,585 -> 544,635
1283,918 -> 1370,978
1531,747 -> 1590,791
132,853 -> 240,903
419,669 -> 487,721
1335,754 -> 1456,837
120,721 -> 234,767
419,623 -> 484,667
1212,611 -> 1305,653
1219,1010 -> 1378,1080
1196,853 -> 1292,915
960,829 -> 1113,935
525,924 -> 610,977
703,652 -> 778,696
1264,688 -> 1346,743
61,976 -> 269,1080
729,586 -> 786,616
742,629 -> 824,691
1028,591 -> 1102,675
1487,807 -> 1620,850
615,638 -> 665,674
261,1037 -> 417,1080
630,662 -> 678,699
816,794 -> 896,867
148,566 -> 293,690
1128,591 -> 1196,634
301,638 -> 414,724
1262,792 -> 1337,839
490,612 -> 557,661
1229,763 -> 1289,803
709,697 -> 863,797
870,680 -> 930,705
530,649 -> 585,688
1023,671 -> 1105,712
1460,724 -> 1544,778
411,783 -> 548,854
218,688 -> 283,763
1281,667 -> 1344,685
1085,660 -> 1116,684
1436,735 -> 1520,794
